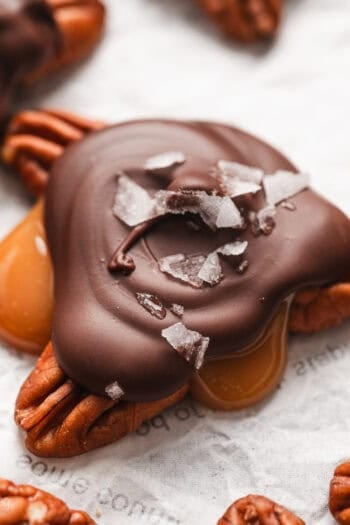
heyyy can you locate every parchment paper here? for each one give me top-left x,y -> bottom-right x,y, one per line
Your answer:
1,1 -> 350,523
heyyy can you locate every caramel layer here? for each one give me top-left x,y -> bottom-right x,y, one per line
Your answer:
0,202 -> 53,354
191,303 -> 288,410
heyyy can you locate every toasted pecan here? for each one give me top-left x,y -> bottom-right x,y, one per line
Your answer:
0,478 -> 95,524
329,462 -> 350,525
15,344 -> 188,458
196,0 -> 283,43
2,109 -> 104,195
217,494 -> 305,525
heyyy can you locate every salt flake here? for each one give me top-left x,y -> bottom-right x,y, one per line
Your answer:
145,151 -> 186,174
217,240 -> 248,258
113,174 -> 154,226
217,160 -> 264,185
159,253 -> 206,288
197,252 -> 223,286
105,381 -> 125,401
264,171 -> 310,205
162,322 -> 209,369
136,293 -> 166,320
170,304 -> 185,317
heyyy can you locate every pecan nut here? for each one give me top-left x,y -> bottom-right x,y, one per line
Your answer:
2,109 -> 104,195
196,0 -> 283,42
329,462 -> 350,524
217,494 -> 305,525
15,343 -> 188,458
289,283 -> 350,333
0,478 -> 95,524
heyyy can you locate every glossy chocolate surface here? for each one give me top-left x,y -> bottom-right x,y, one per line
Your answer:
45,120 -> 350,401
0,0 -> 59,126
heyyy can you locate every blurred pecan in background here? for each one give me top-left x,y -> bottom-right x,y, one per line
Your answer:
15,344 -> 188,457
329,462 -> 350,525
217,494 -> 305,524
196,0 -> 283,43
0,478 -> 95,524
2,108 -> 104,195
27,0 -> 106,84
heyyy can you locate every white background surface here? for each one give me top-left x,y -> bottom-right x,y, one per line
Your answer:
1,1 -> 350,523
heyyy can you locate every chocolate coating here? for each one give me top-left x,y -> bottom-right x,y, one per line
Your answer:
0,0 -> 59,127
45,120 -> 350,402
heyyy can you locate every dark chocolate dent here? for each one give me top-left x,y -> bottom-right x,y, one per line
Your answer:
45,120 -> 350,402
0,0 -> 60,126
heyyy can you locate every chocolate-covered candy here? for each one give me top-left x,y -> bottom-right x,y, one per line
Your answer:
45,120 -> 350,402
0,0 -> 59,126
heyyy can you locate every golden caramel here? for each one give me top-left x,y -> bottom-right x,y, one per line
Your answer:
0,202 -> 53,354
190,303 -> 289,410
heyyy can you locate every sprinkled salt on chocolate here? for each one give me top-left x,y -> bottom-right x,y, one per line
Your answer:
136,293 -> 167,320
113,174 -> 154,227
217,160 -> 263,185
105,381 -> 124,401
236,260 -> 249,274
161,322 -> 209,370
281,200 -> 297,211
257,205 -> 277,235
200,194 -> 243,230
159,253 -> 206,288
216,241 -> 248,258
197,252 -> 223,286
170,304 -> 185,317
264,170 -> 309,205
145,151 -> 186,175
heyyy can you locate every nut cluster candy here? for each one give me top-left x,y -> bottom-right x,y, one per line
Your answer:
0,0 -> 105,128
0,114 -> 349,457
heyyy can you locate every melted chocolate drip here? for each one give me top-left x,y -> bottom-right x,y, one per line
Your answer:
45,120 -> 350,402
0,0 -> 59,128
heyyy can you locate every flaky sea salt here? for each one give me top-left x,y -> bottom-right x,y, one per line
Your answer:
113,174 -> 154,226
281,200 -> 297,211
105,381 -> 125,401
136,293 -> 167,320
217,160 -> 263,185
162,322 -> 209,369
264,170 -> 310,205
145,151 -> 186,174
257,205 -> 277,235
170,304 -> 185,317
197,252 -> 223,286
216,240 -> 248,258
159,253 -> 206,288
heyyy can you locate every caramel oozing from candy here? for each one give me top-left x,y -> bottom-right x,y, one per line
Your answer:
190,303 -> 289,410
0,202 -> 53,354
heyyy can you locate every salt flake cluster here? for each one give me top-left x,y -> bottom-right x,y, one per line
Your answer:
162,322 -> 209,370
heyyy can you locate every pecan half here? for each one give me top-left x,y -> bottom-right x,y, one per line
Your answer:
2,109 -> 104,195
15,343 -> 188,458
25,0 -> 106,85
289,283 -> 350,333
196,0 -> 283,42
217,494 -> 305,525
0,478 -> 95,524
329,462 -> 350,525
